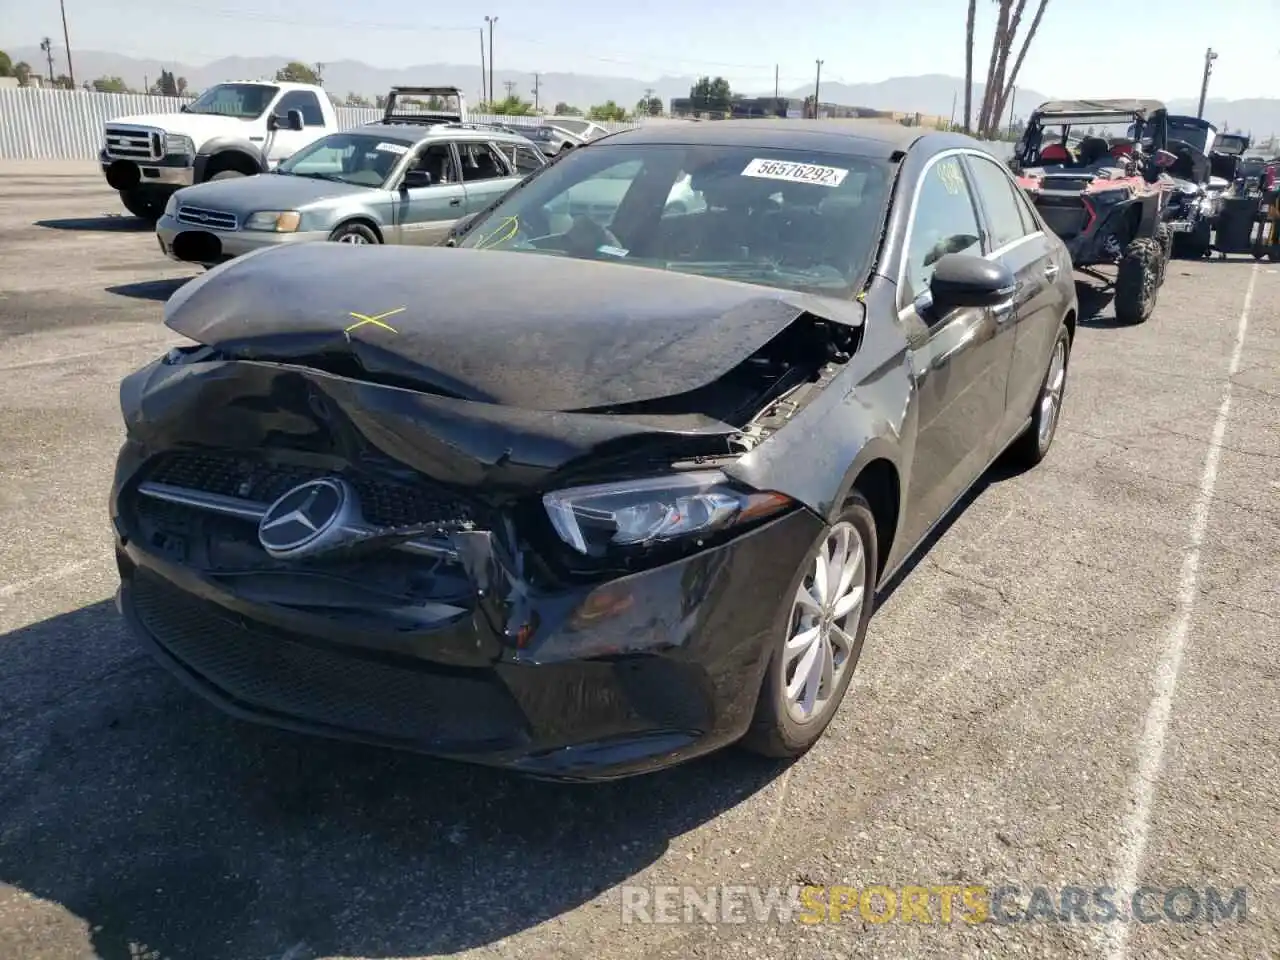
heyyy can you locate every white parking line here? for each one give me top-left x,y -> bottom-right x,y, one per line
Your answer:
1101,264 -> 1258,960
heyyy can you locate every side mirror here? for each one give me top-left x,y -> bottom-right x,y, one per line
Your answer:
560,141 -> 575,151
286,109 -> 305,132
929,253 -> 1016,312
402,169 -> 433,189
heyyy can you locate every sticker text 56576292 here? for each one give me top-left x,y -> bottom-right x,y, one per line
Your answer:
741,158 -> 849,188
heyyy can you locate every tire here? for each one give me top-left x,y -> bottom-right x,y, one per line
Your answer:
208,170 -> 246,181
328,221 -> 380,245
1005,323 -> 1071,468
1114,237 -> 1161,324
1153,223 -> 1173,283
740,494 -> 879,759
119,189 -> 164,223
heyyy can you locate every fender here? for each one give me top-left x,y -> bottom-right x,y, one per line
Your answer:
193,138 -> 269,183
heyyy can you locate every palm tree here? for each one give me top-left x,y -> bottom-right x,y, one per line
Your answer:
989,0 -> 1050,134
963,0 -> 976,132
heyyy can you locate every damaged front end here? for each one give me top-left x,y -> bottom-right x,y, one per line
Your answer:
111,249 -> 859,777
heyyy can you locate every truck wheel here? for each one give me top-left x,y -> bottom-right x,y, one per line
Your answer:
1114,238 -> 1160,324
328,222 -> 379,245
209,170 -> 246,181
119,189 -> 164,223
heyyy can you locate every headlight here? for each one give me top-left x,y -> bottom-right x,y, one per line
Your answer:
244,210 -> 302,232
164,133 -> 194,155
543,470 -> 793,558
164,193 -> 178,216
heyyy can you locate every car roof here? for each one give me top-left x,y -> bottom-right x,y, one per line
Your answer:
356,122 -> 536,145
1032,98 -> 1167,118
585,119 -> 970,160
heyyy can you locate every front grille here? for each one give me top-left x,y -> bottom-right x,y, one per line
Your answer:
131,571 -> 526,747
176,205 -> 238,231
105,125 -> 162,161
143,452 -> 475,528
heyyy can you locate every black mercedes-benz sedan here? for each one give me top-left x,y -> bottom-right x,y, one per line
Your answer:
111,119 -> 1078,780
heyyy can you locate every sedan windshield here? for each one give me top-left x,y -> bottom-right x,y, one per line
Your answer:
185,83 -> 278,119
276,133 -> 417,187
458,142 -> 893,296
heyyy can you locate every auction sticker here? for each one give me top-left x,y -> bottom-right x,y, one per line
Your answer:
376,142 -> 410,155
742,158 -> 848,187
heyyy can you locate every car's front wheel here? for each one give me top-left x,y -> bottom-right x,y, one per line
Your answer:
329,222 -> 379,245
741,495 -> 879,759
1006,321 -> 1071,467
119,188 -> 165,223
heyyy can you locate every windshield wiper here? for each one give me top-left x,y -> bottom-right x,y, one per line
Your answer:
290,171 -> 345,182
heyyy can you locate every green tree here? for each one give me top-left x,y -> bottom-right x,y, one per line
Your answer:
13,61 -> 31,86
176,76 -> 188,96
553,101 -> 582,116
92,76 -> 130,94
689,75 -> 732,114
588,100 -> 628,122
635,94 -> 663,116
0,50 -> 12,77
150,69 -> 179,97
275,61 -> 320,85
54,74 -> 74,89
488,94 -> 533,116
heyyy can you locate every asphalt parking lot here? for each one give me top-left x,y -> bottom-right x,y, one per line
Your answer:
0,160 -> 1276,960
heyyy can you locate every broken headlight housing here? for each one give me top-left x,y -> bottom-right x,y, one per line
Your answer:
543,470 -> 792,559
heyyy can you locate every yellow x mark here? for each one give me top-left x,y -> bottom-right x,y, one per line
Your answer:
344,307 -> 406,339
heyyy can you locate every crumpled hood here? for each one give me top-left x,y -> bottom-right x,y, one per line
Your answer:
172,173 -> 371,212
107,112 -> 256,150
164,243 -> 862,412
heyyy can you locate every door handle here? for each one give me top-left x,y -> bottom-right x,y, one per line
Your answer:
1044,263 -> 1060,280
449,198 -> 462,207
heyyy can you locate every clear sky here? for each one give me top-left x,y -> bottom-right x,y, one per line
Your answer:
4,0 -> 1276,101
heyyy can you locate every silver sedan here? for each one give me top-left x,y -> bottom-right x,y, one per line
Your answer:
155,125 -> 546,265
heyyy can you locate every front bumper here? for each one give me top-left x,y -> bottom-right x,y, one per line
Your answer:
100,153 -> 194,190
113,475 -> 821,780
156,214 -> 329,265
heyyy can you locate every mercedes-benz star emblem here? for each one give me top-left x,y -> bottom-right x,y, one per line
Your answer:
258,478 -> 355,558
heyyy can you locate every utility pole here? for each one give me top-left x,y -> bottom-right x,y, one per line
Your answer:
503,80 -> 516,98
1197,47 -> 1218,119
949,91 -> 956,130
315,62 -> 325,85
774,64 -> 779,101
479,28 -> 487,103
59,0 -> 75,88
812,59 -> 823,119
1006,85 -> 1017,137
40,37 -> 54,85
485,15 -> 498,114
533,73 -> 540,111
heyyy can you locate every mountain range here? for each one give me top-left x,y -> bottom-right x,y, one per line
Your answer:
8,46 -> 1280,136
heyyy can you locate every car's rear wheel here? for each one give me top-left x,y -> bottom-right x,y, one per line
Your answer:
329,222 -> 379,245
1006,322 -> 1071,468
208,170 -> 246,182
741,496 -> 878,759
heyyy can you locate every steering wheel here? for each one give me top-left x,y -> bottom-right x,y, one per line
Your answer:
562,215 -> 624,256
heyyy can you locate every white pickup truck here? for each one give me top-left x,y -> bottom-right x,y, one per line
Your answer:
99,80 -> 341,222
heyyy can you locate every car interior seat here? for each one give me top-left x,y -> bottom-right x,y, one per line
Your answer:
413,148 -> 449,184
1038,142 -> 1071,165
463,146 -> 502,180
1076,136 -> 1110,166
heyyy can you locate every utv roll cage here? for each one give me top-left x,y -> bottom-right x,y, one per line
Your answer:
380,86 -> 469,126
1014,98 -> 1169,172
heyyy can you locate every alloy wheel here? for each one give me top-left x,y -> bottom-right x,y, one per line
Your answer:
1038,338 -> 1067,449
338,233 -> 369,244
783,521 -> 866,724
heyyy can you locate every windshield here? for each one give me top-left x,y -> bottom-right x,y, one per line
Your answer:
185,83 -> 278,119
458,142 -> 893,297
1166,120 -> 1212,154
276,132 -> 417,186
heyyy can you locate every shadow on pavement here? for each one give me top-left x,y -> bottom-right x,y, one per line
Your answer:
35,216 -> 150,232
1074,276 -> 1116,328
105,278 -> 191,302
0,600 -> 787,960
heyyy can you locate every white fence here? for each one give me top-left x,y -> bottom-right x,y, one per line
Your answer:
0,88 -> 642,161
0,87 -> 1012,162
